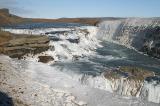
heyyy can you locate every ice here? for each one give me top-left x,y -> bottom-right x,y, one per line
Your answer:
9,26 -> 102,63
0,55 -> 159,106
1,22 -> 160,105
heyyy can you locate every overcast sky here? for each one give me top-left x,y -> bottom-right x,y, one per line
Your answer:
0,0 -> 160,18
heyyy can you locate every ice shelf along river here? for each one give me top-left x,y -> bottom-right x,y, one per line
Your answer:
1,20 -> 160,105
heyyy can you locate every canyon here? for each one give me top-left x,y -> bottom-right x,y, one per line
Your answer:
0,9 -> 160,106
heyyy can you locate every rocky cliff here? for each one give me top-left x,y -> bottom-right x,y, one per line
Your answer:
80,66 -> 160,103
98,18 -> 160,58
0,30 -> 49,59
103,67 -> 160,103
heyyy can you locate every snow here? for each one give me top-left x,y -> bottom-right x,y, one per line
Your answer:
0,55 -> 159,106
8,26 -> 102,63
1,23 -> 160,105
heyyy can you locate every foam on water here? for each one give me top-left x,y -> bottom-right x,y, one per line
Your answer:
2,22 -> 160,104
0,55 -> 155,106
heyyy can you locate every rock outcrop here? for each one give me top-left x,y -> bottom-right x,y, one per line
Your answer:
0,8 -> 25,26
103,66 -> 160,103
0,31 -> 49,59
141,26 -> 160,58
38,56 -> 54,63
98,18 -> 160,59
0,8 -> 9,16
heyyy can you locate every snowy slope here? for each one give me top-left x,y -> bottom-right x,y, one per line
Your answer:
0,55 -> 159,106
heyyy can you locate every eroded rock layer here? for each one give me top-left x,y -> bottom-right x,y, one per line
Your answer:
103,67 -> 160,103
0,31 -> 49,59
98,18 -> 160,58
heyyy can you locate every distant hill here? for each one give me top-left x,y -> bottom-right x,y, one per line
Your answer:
0,8 -> 130,27
0,8 -> 100,26
0,8 -> 124,26
30,18 -> 101,26
0,8 -> 26,26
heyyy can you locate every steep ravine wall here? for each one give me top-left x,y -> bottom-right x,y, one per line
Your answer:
81,67 -> 160,103
94,18 -> 160,103
97,18 -> 160,58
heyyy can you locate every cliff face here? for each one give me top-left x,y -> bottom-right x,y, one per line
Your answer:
0,31 -> 49,59
98,18 -> 160,58
78,66 -> 160,103
140,26 -> 160,58
0,8 -> 9,16
103,67 -> 160,103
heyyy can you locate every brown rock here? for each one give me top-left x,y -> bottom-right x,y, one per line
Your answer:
38,56 -> 54,63
104,66 -> 155,81
0,31 -> 50,59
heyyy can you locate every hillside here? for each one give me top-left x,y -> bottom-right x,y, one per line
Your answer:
0,8 -> 101,26
0,9 -> 25,26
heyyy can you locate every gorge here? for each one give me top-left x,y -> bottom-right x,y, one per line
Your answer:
0,9 -> 160,106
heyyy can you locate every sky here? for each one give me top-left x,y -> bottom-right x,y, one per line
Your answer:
0,0 -> 160,18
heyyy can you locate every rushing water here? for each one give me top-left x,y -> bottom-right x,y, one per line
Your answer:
2,22 -> 160,104
3,22 -> 160,76
2,22 -> 88,29
52,41 -> 160,76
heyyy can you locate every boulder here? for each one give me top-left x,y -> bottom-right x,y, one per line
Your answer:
38,56 -> 54,63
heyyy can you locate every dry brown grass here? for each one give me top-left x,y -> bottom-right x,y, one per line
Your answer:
120,66 -> 155,81
0,30 -> 13,53
0,12 -> 24,26
0,30 -> 13,45
31,18 -> 100,26
104,66 -> 155,81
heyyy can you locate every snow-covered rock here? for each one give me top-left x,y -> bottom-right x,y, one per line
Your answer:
3,26 -> 101,62
102,67 -> 160,103
0,55 -> 159,106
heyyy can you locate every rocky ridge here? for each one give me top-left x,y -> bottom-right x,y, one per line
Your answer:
103,67 -> 160,103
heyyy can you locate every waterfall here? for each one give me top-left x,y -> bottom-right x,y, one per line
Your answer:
96,20 -> 123,41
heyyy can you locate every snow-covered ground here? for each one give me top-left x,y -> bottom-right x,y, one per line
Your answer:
0,55 -> 159,106
1,23 -> 160,105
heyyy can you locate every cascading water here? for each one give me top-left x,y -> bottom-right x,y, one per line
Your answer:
96,20 -> 123,41
94,18 -> 160,103
2,20 -> 160,104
